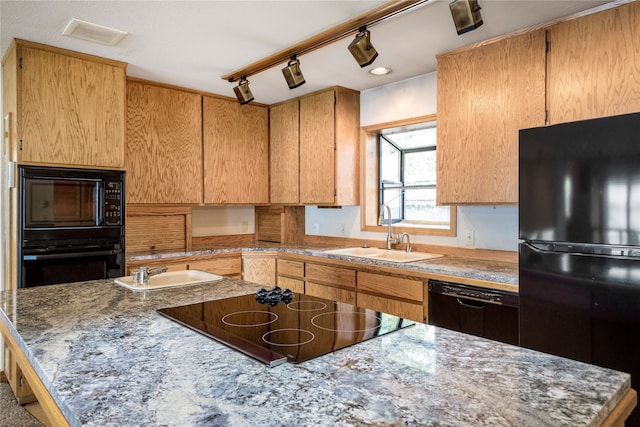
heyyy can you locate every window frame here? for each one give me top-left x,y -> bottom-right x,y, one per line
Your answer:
360,114 -> 456,237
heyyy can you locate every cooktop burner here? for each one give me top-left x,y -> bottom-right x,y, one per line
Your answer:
158,288 -> 415,367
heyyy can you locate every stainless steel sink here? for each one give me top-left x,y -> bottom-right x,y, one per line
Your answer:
324,247 -> 442,263
114,269 -> 223,291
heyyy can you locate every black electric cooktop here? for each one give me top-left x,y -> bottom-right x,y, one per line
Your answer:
158,288 -> 415,367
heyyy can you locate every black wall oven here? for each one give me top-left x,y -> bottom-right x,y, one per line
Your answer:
18,166 -> 125,288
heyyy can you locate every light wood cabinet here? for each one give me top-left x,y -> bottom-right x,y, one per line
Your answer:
3,39 -> 126,168
304,262 -> 356,304
269,86 -> 360,206
436,30 -> 546,205
126,80 -> 203,204
269,100 -> 300,204
126,253 -> 242,279
276,259 -> 305,294
356,271 -> 424,322
546,2 -> 640,124
203,96 -> 269,204
187,254 -> 242,278
242,252 -> 277,286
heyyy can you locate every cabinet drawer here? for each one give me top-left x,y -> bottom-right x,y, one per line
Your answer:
356,293 -> 424,323
278,276 -> 305,294
357,271 -> 423,302
189,256 -> 241,276
306,282 -> 356,305
305,264 -> 355,288
277,259 -> 304,279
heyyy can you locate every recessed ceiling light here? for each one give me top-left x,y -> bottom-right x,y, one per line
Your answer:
62,18 -> 128,46
369,67 -> 392,76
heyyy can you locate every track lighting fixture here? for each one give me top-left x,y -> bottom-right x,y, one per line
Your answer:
281,55 -> 306,89
233,75 -> 254,105
449,0 -> 483,35
348,26 -> 378,68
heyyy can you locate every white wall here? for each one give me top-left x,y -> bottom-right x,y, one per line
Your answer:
306,72 -> 519,252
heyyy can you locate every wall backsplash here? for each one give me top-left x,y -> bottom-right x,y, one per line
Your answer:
191,206 -> 255,236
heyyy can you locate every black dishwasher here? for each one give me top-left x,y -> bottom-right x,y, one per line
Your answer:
428,279 -> 519,345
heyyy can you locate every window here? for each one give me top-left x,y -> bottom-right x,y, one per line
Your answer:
361,115 -> 455,236
379,124 -> 450,226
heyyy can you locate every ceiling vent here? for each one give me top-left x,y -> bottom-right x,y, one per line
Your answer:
62,18 -> 127,46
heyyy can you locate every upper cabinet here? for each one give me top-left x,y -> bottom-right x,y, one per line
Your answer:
546,2 -> 640,124
3,39 -> 126,169
203,96 -> 269,204
269,100 -> 300,204
269,86 -> 360,206
436,30 -> 547,205
126,80 -> 203,204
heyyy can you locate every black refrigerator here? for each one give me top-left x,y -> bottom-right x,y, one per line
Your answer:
519,112 -> 640,425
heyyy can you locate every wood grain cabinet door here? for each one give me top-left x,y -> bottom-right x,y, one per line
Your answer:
203,96 -> 269,204
126,81 -> 203,204
18,45 -> 126,168
436,30 -> 546,205
547,2 -> 640,124
269,100 -> 300,204
299,89 -> 336,205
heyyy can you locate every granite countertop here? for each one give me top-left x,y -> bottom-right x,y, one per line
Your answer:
127,242 -> 519,286
0,278 -> 630,426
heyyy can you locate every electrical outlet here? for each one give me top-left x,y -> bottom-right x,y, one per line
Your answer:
465,230 -> 475,246
340,224 -> 346,236
312,223 -> 320,234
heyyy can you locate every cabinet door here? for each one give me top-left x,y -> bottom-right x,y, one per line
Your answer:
126,81 -> 202,204
436,30 -> 546,204
19,46 -> 125,168
306,282 -> 356,305
243,253 -> 277,286
270,101 -> 299,204
203,97 -> 269,204
299,90 -> 335,204
547,2 -> 640,124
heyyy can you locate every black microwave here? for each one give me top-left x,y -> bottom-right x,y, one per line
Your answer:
19,166 -> 125,230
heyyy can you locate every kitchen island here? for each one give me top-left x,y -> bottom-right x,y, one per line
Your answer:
0,277 -> 635,426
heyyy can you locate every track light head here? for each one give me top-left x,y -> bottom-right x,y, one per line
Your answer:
282,55 -> 306,89
348,26 -> 378,68
449,0 -> 483,35
233,75 -> 254,105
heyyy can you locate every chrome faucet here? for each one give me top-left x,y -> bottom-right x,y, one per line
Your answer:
378,203 -> 399,249
137,266 -> 168,285
400,232 -> 412,253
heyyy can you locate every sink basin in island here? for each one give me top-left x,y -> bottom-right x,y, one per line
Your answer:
324,247 -> 443,263
114,270 -> 223,291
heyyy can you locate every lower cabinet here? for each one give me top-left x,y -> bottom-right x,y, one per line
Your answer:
276,259 -> 305,294
357,271 -> 425,322
126,253 -> 242,279
304,263 -> 356,305
242,252 -> 277,286
275,256 -> 427,321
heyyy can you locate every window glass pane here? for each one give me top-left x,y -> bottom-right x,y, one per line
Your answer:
383,126 -> 436,150
404,151 -> 436,184
380,139 -> 400,182
404,189 -> 450,223
381,188 -> 402,222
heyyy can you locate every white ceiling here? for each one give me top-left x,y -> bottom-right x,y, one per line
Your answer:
1,0 -> 612,105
